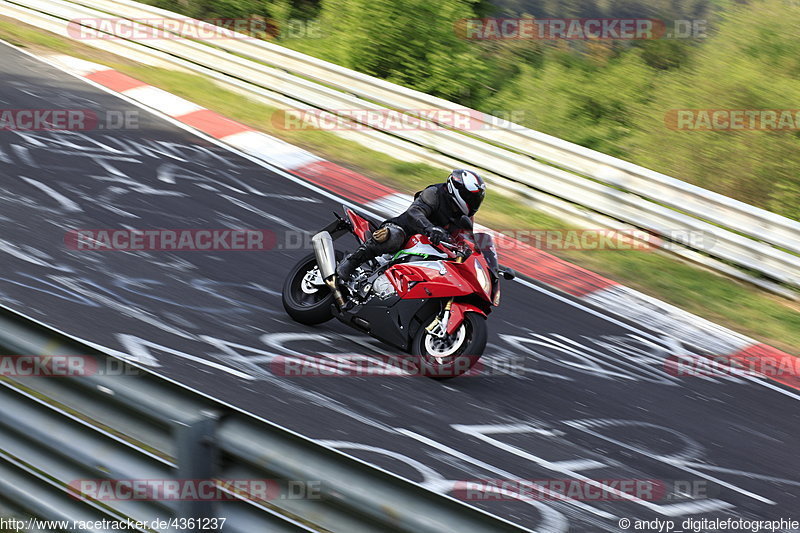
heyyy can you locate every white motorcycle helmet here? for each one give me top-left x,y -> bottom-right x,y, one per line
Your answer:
447,169 -> 486,216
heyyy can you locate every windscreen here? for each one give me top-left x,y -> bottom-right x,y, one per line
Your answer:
473,232 -> 499,274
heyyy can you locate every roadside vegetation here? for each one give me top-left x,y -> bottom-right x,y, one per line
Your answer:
138,0 -> 800,221
0,15 -> 797,355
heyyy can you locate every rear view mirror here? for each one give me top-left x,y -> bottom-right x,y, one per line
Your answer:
500,268 -> 516,280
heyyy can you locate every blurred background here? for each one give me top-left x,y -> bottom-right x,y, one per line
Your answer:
0,1 -> 798,530
141,0 -> 800,221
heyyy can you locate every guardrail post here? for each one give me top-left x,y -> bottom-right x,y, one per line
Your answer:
174,409 -> 220,525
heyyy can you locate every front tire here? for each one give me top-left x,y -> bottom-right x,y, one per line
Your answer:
411,312 -> 487,379
282,252 -> 343,325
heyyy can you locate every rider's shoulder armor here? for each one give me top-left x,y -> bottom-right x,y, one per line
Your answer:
414,184 -> 441,207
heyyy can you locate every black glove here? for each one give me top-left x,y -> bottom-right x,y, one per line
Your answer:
426,226 -> 447,245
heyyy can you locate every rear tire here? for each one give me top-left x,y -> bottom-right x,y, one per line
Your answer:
411,312 -> 487,379
282,252 -> 343,325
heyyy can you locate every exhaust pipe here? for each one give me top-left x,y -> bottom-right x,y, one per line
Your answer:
312,231 -> 336,279
311,231 -> 345,307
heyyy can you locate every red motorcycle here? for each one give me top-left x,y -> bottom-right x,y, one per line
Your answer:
282,207 -> 514,378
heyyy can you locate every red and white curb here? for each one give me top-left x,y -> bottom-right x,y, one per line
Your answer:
50,55 -> 798,391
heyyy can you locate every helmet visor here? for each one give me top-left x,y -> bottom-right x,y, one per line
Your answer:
465,189 -> 485,216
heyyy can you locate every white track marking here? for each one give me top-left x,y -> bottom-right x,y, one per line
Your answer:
563,420 -> 776,506
451,423 -> 559,436
546,460 -> 607,471
396,427 -> 617,521
0,41 -> 388,225
0,40 -> 794,528
19,42 -> 798,404
453,424 -> 734,516
314,441 -> 450,491
20,177 -> 83,212
514,277 -> 800,402
679,463 -> 800,487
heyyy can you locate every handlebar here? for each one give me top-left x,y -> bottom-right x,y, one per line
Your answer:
437,240 -> 473,262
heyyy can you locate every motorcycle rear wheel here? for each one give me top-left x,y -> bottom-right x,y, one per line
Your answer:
282,252 -> 343,325
411,312 -> 487,379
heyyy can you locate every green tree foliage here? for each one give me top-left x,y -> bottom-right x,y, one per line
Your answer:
626,0 -> 800,218
488,0 -> 711,20
139,0 -> 799,219
142,0 -> 267,18
485,43 -> 654,155
306,0 -> 492,104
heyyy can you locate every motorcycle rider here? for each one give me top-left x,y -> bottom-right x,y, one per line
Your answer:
335,169 -> 486,284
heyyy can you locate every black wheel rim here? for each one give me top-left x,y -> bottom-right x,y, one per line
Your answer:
289,260 -> 330,308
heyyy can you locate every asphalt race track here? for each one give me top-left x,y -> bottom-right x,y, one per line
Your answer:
1,43 -> 798,532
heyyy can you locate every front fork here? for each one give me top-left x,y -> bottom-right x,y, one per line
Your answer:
424,252 -> 466,339
425,298 -> 454,339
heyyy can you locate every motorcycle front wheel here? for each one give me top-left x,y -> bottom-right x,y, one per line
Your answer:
282,252 -> 343,325
411,312 -> 487,379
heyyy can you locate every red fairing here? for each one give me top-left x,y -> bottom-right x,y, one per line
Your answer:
447,302 -> 486,335
385,254 -> 493,303
346,208 -> 372,243
448,255 -> 491,300
387,263 -> 474,299
383,265 -> 427,295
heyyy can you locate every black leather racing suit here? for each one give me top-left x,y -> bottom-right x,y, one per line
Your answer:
387,184 -> 469,238
336,184 -> 472,282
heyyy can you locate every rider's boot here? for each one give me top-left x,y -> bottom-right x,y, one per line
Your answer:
335,226 -> 391,284
335,241 -> 379,284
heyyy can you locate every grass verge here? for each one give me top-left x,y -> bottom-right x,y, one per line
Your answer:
0,17 -> 797,355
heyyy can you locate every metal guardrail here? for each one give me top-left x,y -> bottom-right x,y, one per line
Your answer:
0,307 -> 532,532
63,0 -> 800,249
2,0 -> 799,295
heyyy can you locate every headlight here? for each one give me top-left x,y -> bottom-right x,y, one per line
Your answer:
475,262 -> 491,295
